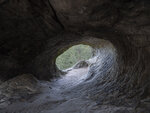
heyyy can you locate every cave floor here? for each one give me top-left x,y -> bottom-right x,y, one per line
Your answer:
1,68 -> 99,113
0,68 -> 139,113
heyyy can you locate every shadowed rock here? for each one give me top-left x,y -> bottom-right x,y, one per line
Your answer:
0,74 -> 40,109
0,0 -> 150,113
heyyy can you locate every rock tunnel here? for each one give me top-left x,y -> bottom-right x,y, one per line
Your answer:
0,0 -> 150,113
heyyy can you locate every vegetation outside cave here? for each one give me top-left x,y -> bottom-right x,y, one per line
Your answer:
56,44 -> 93,70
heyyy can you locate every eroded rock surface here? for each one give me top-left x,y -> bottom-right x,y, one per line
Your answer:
0,0 -> 150,113
0,74 -> 40,109
73,60 -> 89,69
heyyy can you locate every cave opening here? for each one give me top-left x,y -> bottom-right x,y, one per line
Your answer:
53,39 -> 117,88
55,44 -> 93,71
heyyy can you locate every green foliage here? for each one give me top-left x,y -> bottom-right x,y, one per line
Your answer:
56,44 -> 92,70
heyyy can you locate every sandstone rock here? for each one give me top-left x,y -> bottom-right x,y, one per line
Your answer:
0,0 -> 149,112
0,74 -> 40,108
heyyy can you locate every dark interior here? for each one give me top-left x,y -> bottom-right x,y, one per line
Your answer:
0,0 -> 150,113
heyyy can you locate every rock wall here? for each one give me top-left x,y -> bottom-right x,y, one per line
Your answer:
0,0 -> 150,111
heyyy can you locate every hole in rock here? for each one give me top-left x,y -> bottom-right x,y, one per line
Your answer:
54,39 -> 116,88
55,44 -> 93,70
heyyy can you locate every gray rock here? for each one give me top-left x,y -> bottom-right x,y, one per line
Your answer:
73,60 -> 89,69
0,74 -> 40,108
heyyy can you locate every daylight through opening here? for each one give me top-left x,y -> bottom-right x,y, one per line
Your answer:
56,44 -> 93,70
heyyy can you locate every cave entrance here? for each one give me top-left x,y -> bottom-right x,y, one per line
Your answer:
55,44 -> 93,70
54,39 -> 115,89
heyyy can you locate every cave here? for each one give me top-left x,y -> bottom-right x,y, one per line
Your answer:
0,0 -> 150,113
